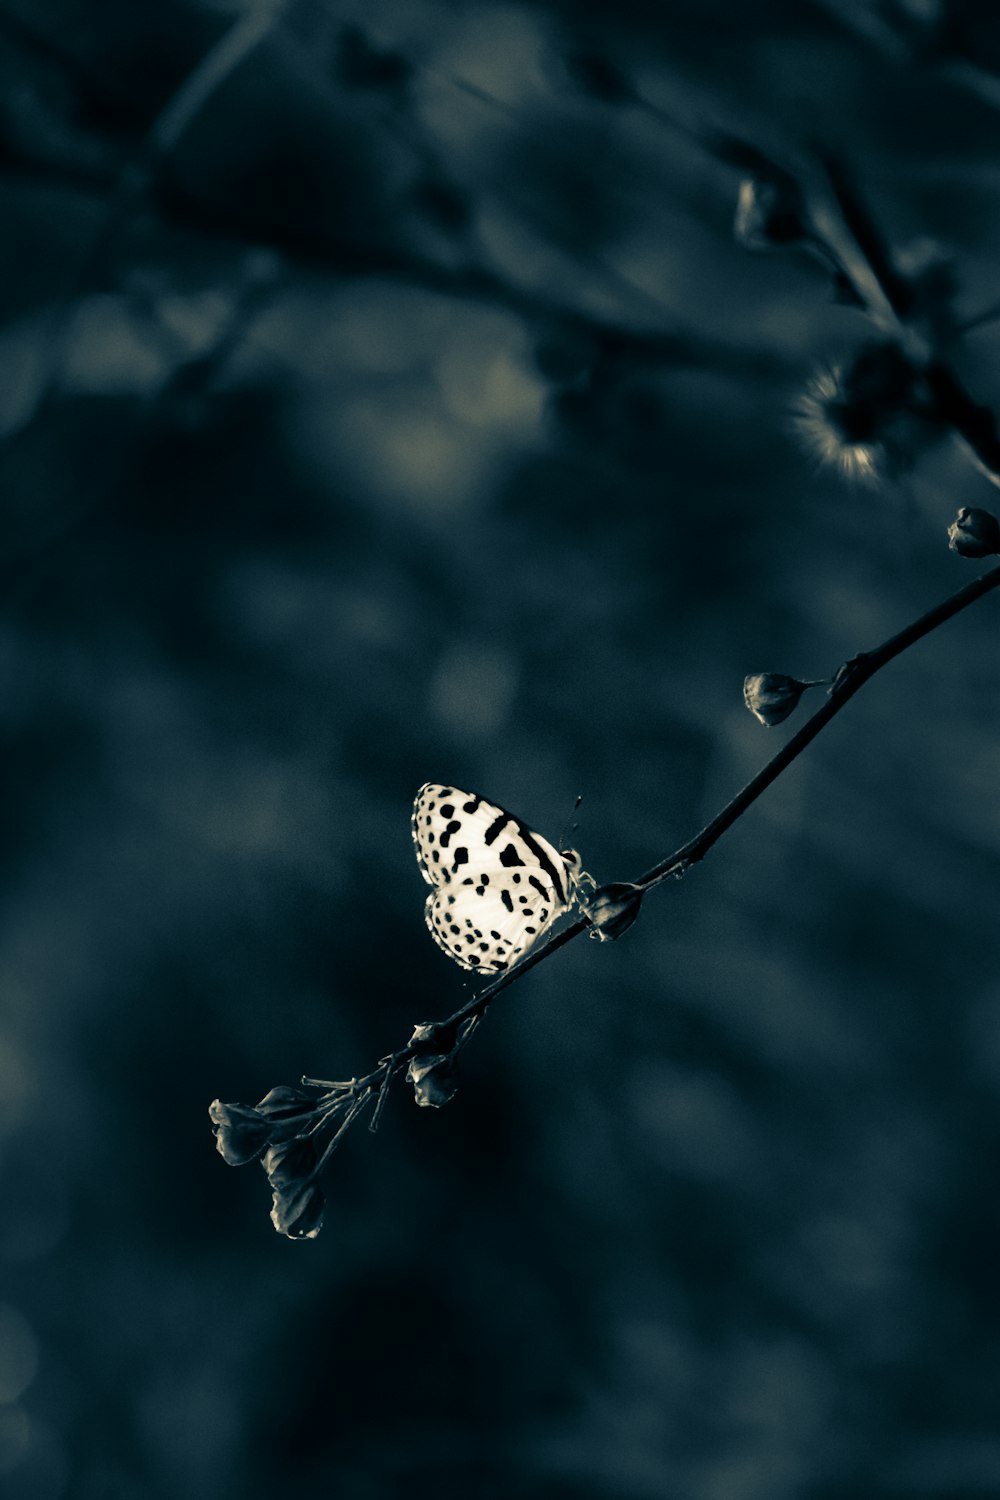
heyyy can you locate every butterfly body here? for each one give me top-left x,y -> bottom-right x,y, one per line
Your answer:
412,783 -> 585,973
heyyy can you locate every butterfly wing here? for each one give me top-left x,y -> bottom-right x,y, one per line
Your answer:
412,784 -> 574,901
424,860 -> 568,973
412,784 -> 575,973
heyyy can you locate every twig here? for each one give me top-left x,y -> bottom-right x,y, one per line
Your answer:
418,560 -> 1000,1014
922,365 -> 1000,489
210,558 -> 1000,1239
380,560 -> 1000,1061
637,562 -> 1000,887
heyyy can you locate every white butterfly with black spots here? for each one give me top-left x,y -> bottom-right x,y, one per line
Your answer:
412,783 -> 591,973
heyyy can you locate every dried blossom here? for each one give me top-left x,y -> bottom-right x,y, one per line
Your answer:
209,1100 -> 274,1165
209,1078 -> 369,1239
263,1140 -> 326,1240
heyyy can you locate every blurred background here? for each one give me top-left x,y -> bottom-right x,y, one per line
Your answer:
2,0 -> 1000,1496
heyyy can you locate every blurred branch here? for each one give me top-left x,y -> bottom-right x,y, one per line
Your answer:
6,4 -> 285,443
811,153 -> 910,325
924,364 -> 1000,488
0,1 -> 139,117
726,133 -> 1000,486
150,6 -> 285,159
815,159 -> 1000,486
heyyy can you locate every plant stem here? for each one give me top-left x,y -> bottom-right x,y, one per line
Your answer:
246,559 -> 1000,1223
923,366 -> 1000,488
638,561 -> 1000,887
813,157 -> 1000,484
408,561 -> 1000,1068
815,155 -> 910,324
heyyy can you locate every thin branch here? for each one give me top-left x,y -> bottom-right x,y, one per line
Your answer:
347,559 -> 1000,1083
638,562 -> 1000,887
210,555 -> 1000,1240
803,156 -> 1000,486
814,154 -> 911,325
922,365 -> 1000,490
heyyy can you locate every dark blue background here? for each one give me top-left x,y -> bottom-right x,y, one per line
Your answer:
1,1 -> 999,1496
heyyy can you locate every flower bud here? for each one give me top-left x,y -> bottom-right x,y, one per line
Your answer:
586,882 -> 643,942
269,1177 -> 325,1240
408,1020 -> 458,1053
743,673 -> 815,727
734,175 -> 807,251
407,1052 -> 460,1108
256,1085 -> 322,1116
252,1084 -> 327,1141
261,1137 -> 325,1237
209,1099 -> 274,1165
947,506 -> 1000,559
262,1138 -> 317,1191
405,1022 -> 462,1108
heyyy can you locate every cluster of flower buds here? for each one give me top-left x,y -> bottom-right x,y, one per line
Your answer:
210,1080 -> 368,1240
947,506 -> 1000,559
585,882 -> 644,942
743,673 -> 823,727
210,1012 -> 486,1235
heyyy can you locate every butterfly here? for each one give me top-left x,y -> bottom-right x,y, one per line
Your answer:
412,783 -> 591,973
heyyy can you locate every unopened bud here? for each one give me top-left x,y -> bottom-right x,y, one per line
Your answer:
743,673 -> 817,727
269,1177 -> 325,1240
406,1052 -> 460,1108
209,1099 -> 273,1165
256,1085 -> 323,1116
947,506 -> 1000,558
586,882 -> 643,942
262,1138 -> 316,1191
734,175 -> 807,251
262,1138 -> 325,1239
407,1022 -> 461,1108
250,1083 -> 327,1143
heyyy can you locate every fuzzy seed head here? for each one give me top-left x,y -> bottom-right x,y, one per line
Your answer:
795,367 -> 882,484
794,343 -> 934,484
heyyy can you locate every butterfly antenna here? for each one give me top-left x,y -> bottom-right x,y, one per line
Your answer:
559,794 -> 583,852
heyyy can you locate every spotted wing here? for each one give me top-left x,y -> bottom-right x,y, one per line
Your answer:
424,860 -> 568,973
412,783 -> 573,906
